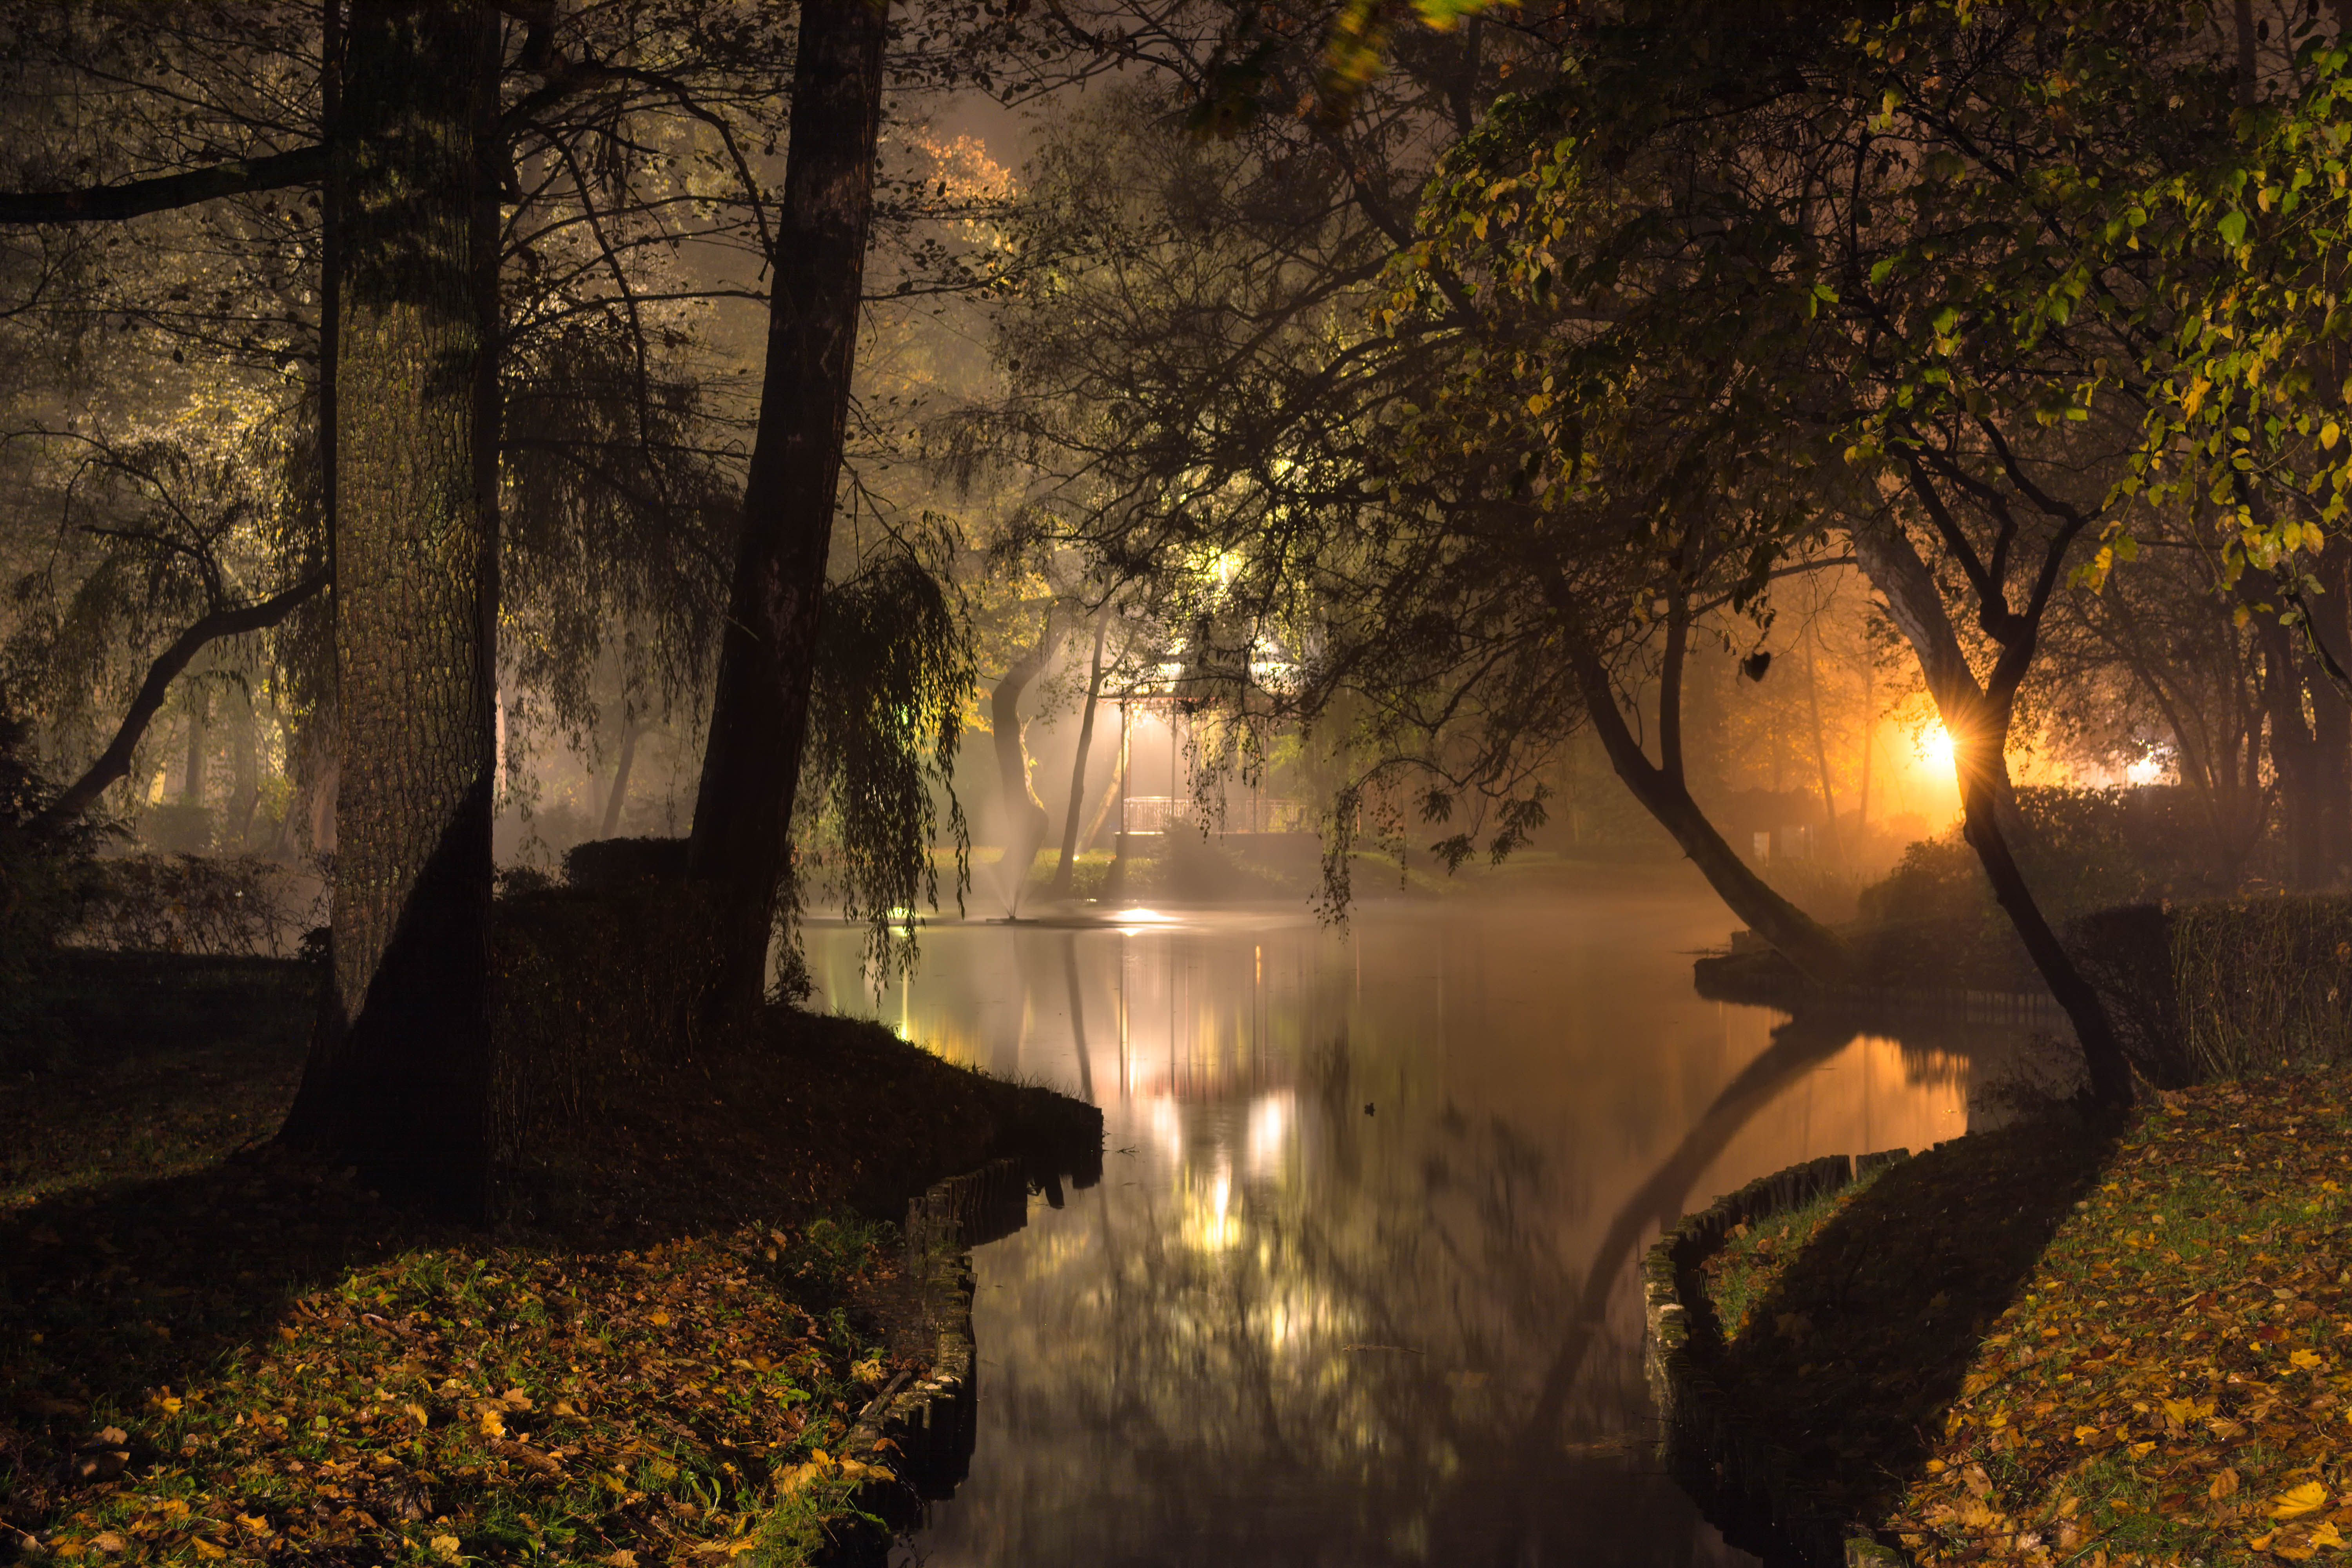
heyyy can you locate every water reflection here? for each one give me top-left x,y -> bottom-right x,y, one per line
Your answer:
806,878 -> 2034,1566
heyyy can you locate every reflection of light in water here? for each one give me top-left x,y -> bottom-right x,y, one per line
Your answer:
1246,1091 -> 1293,1178
1149,1096 -> 1183,1158
1183,1165 -> 1243,1251
1111,906 -> 1179,927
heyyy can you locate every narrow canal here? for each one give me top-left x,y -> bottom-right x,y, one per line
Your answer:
806,869 -> 2035,1566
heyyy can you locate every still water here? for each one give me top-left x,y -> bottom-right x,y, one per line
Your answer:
806,869 -> 2029,1567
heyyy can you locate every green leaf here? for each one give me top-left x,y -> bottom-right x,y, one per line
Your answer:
2218,209 -> 2249,246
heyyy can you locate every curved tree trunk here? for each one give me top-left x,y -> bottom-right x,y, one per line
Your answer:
686,0 -> 890,1012
990,617 -> 1056,911
1539,564 -> 1857,986
1047,613 -> 1111,899
1853,521 -> 2135,1106
279,0 -> 503,1218
29,574 -> 327,831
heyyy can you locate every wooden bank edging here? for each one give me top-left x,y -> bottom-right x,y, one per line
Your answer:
1641,1149 -> 1916,1568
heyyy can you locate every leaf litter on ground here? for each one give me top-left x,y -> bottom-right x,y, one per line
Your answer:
1701,1069 -> 2352,1566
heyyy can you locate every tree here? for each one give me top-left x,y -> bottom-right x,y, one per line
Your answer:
1047,606 -> 1113,898
687,0 -> 893,1011
278,0 -> 503,1214
987,73 -> 1857,979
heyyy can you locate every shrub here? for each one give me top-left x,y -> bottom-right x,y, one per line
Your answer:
0,708 -> 105,1051
490,875 -> 731,1138
2069,895 -> 2352,1085
1857,786 -> 2200,930
70,852 -> 309,956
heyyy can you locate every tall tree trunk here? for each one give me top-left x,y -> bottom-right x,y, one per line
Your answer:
599,721 -> 642,839
1802,637 -> 1845,872
2258,605 -> 2323,887
2307,550 -> 2352,885
279,0 -> 503,1219
990,617 -> 1056,911
686,0 -> 890,1010
1853,521 -> 2135,1105
1047,613 -> 1111,899
181,684 -> 210,808
1856,655 -> 1874,837
229,686 -> 260,850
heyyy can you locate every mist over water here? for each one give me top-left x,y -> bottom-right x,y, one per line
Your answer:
806,871 -> 2043,1566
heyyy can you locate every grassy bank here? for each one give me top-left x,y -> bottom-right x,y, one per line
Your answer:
1699,1075 -> 2352,1566
0,953 -> 1098,1568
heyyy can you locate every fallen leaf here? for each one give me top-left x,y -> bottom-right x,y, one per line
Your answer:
2274,1481 -> 2329,1519
431,1533 -> 463,1563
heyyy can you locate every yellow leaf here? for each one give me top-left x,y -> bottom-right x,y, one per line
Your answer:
2161,1397 -> 2197,1426
2211,1466 -> 2241,1500
2272,1480 -> 2329,1519
2325,419 -> 2343,450
648,1310 -> 671,1327
2073,1424 -> 2102,1443
431,1534 -> 463,1563
404,1403 -> 429,1429
2315,1520 -> 2347,1549
2291,1348 -> 2323,1370
477,1409 -> 505,1438
2128,1440 -> 2157,1459
191,1541 -> 225,1561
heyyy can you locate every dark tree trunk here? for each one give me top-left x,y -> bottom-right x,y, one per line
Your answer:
2258,605 -> 2323,887
1566,641 -> 1857,984
28,573 -> 327,831
990,618 -> 1056,911
1047,613 -> 1111,899
1855,521 -> 2135,1106
1802,639 -> 1845,872
182,685 -> 210,807
2305,551 -> 2352,884
1538,563 -> 1855,985
686,0 -> 890,1009
229,686 -> 260,849
279,0 -> 503,1219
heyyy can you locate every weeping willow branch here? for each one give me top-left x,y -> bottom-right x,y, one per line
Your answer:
794,557 -> 974,975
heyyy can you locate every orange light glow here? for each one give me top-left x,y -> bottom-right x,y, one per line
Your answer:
1917,722 -> 1955,771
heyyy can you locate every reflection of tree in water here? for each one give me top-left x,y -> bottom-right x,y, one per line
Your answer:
908,1013 -> 1872,1568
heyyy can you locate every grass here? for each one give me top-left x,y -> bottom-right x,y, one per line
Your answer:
1699,1172 -> 1891,1344
0,950 -> 1099,1568
1700,1072 -> 2352,1566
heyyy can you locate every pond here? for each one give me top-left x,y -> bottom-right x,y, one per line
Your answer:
805,866 -> 2038,1566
